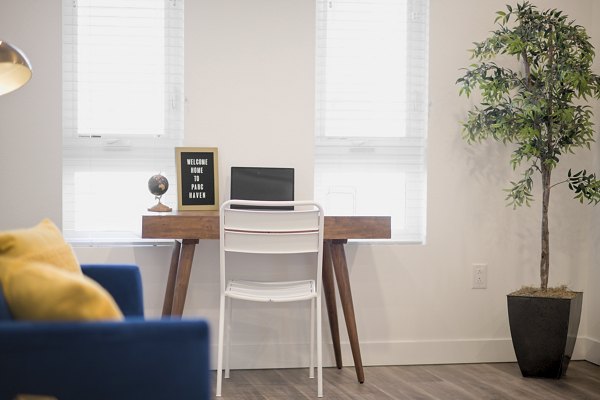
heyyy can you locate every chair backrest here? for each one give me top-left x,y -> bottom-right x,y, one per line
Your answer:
219,200 -> 324,289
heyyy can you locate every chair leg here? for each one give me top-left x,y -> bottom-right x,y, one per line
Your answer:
309,297 -> 315,379
216,294 -> 226,397
317,295 -> 323,398
225,297 -> 232,379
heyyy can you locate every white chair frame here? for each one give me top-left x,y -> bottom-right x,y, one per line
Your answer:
216,200 -> 324,397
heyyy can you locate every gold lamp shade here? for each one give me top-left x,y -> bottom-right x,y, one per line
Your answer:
0,40 -> 32,95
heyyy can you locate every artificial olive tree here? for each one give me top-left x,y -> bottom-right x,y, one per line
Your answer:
457,2 -> 600,290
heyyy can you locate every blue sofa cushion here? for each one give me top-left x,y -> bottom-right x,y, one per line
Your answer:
0,264 -> 211,399
0,319 -> 211,400
81,264 -> 144,317
0,285 -> 12,320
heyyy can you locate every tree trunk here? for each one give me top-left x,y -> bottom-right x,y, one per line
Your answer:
541,30 -> 555,291
540,165 -> 551,290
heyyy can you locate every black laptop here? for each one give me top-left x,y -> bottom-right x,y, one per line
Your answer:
230,167 -> 294,210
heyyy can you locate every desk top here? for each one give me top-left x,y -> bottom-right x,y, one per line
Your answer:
142,211 -> 391,240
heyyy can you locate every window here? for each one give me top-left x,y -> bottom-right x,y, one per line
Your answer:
62,0 -> 184,243
315,0 -> 428,242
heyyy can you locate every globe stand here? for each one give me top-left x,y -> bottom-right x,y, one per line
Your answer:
148,196 -> 172,212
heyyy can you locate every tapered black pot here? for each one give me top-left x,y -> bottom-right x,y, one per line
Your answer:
507,292 -> 583,378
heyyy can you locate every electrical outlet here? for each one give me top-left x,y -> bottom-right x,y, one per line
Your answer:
472,264 -> 487,289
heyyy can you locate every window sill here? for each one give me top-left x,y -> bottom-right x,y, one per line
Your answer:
348,239 -> 424,245
65,232 -> 175,248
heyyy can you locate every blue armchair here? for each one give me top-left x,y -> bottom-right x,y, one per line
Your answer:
0,264 -> 210,400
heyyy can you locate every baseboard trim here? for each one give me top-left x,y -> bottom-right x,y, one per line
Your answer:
354,338 -> 517,366
211,336 -> 599,370
584,337 -> 600,365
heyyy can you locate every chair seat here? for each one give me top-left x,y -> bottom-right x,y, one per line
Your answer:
226,279 -> 316,302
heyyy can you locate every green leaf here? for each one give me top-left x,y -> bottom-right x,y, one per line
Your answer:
456,1 -> 600,212
457,1 -> 600,211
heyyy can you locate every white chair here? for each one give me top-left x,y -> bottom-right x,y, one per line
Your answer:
216,200 -> 325,397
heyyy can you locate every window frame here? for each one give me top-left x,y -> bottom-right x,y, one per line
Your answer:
62,0 -> 184,244
314,0 -> 429,243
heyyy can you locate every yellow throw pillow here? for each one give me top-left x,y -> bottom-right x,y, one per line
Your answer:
0,219 -> 81,275
0,259 -> 123,321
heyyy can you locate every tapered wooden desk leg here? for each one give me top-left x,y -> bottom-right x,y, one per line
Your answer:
170,239 -> 199,316
330,240 -> 365,383
322,240 -> 343,369
162,240 -> 182,316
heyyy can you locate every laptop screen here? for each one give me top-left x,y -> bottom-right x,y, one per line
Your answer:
230,167 -> 294,209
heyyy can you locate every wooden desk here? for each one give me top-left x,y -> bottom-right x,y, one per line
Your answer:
142,212 -> 391,383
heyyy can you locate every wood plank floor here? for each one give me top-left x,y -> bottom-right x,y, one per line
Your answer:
213,361 -> 600,399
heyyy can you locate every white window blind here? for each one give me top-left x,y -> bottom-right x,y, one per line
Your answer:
315,0 -> 428,243
62,0 -> 184,243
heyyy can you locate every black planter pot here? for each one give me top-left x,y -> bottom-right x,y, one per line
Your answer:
507,292 -> 583,378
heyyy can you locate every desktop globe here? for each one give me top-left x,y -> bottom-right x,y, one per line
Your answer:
147,174 -> 172,212
149,174 -> 169,196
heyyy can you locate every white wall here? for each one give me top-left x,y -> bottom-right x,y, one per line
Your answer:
587,0 -> 600,366
184,0 -> 315,201
425,0 -> 597,366
1,0 -> 599,369
0,0 -> 62,229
